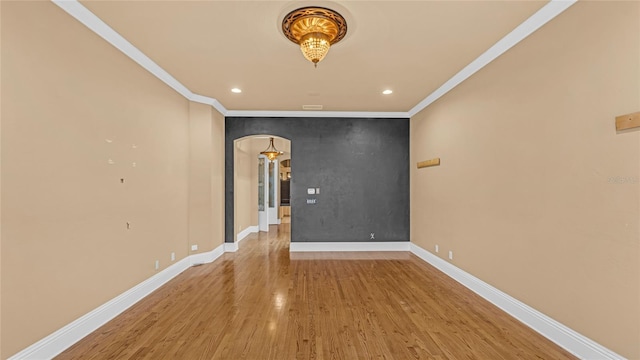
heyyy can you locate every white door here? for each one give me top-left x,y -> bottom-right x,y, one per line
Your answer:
268,159 -> 280,225
258,155 -> 269,232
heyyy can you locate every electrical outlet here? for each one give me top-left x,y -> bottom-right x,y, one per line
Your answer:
191,244 -> 198,251
435,244 -> 439,253
155,260 -> 159,270
448,251 -> 453,260
171,252 -> 175,262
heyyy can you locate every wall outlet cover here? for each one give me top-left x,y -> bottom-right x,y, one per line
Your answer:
191,245 -> 198,251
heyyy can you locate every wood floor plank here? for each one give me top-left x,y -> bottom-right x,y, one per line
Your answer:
57,224 -> 576,359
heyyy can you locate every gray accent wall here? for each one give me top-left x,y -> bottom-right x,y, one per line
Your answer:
225,117 -> 409,243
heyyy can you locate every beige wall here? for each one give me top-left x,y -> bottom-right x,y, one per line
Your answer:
188,102 -> 224,253
1,1 -> 4,356
234,139 -> 256,237
0,2 -> 224,358
410,1 -> 639,358
210,110 -> 225,251
4,0 -> 636,358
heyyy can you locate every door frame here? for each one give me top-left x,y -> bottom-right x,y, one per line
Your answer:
258,154 -> 269,232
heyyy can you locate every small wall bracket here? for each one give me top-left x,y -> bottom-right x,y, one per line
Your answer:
616,111 -> 640,131
417,158 -> 441,169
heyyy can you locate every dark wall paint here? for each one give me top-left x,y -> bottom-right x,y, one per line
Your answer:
225,117 -> 409,243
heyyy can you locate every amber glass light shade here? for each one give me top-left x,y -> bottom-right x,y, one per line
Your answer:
260,137 -> 283,161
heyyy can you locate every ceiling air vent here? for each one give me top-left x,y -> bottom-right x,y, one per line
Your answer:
302,105 -> 323,110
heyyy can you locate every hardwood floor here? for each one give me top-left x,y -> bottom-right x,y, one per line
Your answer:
57,224 -> 576,359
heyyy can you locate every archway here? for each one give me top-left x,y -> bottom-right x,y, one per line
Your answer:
232,135 -> 291,244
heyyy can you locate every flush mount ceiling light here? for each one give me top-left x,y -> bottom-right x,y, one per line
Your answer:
260,137 -> 284,161
231,88 -> 242,93
282,6 -> 347,67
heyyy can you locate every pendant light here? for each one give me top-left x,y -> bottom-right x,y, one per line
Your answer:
260,137 -> 283,161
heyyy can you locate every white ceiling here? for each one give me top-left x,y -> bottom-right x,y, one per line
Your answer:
59,0 -> 573,116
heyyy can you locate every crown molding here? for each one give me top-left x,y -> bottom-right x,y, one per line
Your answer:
407,0 -> 577,117
51,0 -> 228,116
225,110 -> 409,119
188,93 -> 227,115
52,0 -> 575,119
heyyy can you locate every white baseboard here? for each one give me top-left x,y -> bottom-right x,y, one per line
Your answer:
14,240 -> 621,360
236,225 -> 258,243
409,243 -> 625,360
8,243 -> 226,360
224,242 -> 239,252
190,243 -> 225,266
290,241 -> 410,252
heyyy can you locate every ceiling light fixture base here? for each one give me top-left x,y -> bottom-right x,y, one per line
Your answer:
282,6 -> 347,67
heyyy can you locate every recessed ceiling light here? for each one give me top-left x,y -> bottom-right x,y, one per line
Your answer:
382,89 -> 393,95
231,88 -> 242,93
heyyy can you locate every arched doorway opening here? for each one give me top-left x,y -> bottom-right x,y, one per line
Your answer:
233,135 -> 291,243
